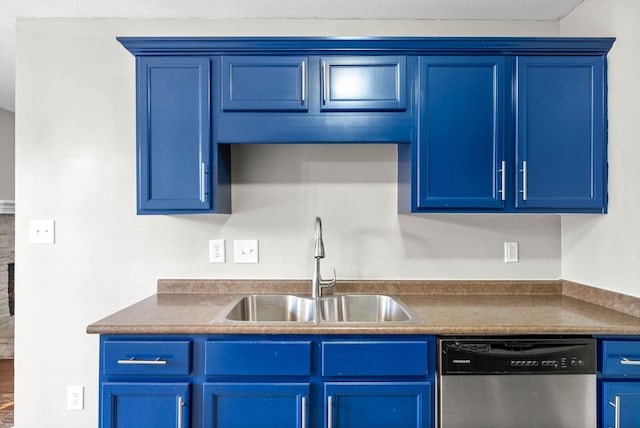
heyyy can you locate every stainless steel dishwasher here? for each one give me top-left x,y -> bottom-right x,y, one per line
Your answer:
438,337 -> 596,428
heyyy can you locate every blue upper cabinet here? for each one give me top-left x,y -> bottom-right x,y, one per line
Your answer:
136,56 -> 230,215
118,37 -> 614,215
321,56 -> 407,111
416,56 -> 506,209
221,56 -> 308,111
409,53 -> 609,213
137,56 -> 212,214
516,56 -> 605,211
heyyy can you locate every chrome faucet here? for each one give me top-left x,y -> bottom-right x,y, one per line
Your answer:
312,217 -> 336,298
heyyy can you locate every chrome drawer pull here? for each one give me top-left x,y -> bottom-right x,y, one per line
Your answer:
301,60 -> 306,103
301,396 -> 306,428
200,162 -> 206,203
117,357 -> 167,365
322,60 -> 328,104
621,357 -> 640,365
608,395 -> 621,428
519,160 -> 527,201
498,160 -> 506,201
177,395 -> 185,428
327,395 -> 333,428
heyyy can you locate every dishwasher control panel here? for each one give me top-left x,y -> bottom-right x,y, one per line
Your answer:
439,337 -> 596,375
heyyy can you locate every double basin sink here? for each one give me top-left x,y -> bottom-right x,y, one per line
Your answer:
223,294 -> 414,323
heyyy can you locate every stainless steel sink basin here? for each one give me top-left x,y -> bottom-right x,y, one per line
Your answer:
320,294 -> 413,322
224,295 -> 316,322
221,294 -> 414,323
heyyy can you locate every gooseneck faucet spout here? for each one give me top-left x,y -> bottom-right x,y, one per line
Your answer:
312,217 -> 336,298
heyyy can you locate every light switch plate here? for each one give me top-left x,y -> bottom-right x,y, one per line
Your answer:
234,240 -> 259,263
29,220 -> 55,244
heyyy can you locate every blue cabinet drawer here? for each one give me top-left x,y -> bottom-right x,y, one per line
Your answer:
103,340 -> 192,376
602,341 -> 640,377
205,341 -> 312,376
321,56 -> 407,111
322,341 -> 429,377
222,56 -> 308,111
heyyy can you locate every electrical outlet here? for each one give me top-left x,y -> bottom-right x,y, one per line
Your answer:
209,239 -> 226,263
29,219 -> 55,244
504,241 -> 519,263
67,385 -> 84,410
234,240 -> 259,263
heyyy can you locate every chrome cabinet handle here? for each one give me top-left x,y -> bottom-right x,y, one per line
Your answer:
327,395 -> 333,428
301,60 -> 306,103
301,396 -> 306,428
177,395 -> 185,428
499,160 -> 506,201
322,60 -> 328,104
200,162 -> 206,203
621,357 -> 640,365
519,161 -> 528,201
117,357 -> 167,365
608,395 -> 620,428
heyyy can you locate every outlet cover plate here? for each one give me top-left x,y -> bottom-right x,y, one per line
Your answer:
209,239 -> 226,263
504,241 -> 519,263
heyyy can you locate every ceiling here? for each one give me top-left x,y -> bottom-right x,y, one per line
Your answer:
0,0 -> 585,112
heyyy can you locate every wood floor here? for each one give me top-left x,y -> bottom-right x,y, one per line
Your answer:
0,360 -> 13,428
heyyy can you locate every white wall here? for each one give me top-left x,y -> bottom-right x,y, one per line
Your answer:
15,18 -> 561,427
0,108 -> 14,200
560,0 -> 640,298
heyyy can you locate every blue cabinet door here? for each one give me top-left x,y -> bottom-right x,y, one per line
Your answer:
137,56 -> 212,214
602,382 -> 640,428
516,56 -> 605,210
203,382 -> 309,428
416,56 -> 506,209
321,56 -> 407,111
325,382 -> 432,428
222,56 -> 308,111
102,382 -> 190,428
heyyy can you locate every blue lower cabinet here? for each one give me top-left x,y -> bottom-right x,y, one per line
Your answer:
98,335 -> 436,428
101,382 -> 190,428
602,382 -> 640,428
325,382 -> 431,428
202,383 -> 309,428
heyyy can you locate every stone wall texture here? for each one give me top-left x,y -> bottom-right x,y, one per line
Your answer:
0,214 -> 15,358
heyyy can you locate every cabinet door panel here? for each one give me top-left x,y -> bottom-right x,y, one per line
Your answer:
137,56 -> 211,213
203,383 -> 309,428
602,382 -> 640,428
322,56 -> 406,111
325,382 -> 431,428
417,56 -> 505,209
102,382 -> 189,428
222,56 -> 307,111
516,56 -> 605,210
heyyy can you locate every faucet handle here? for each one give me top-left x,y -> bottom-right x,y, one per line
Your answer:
320,268 -> 337,289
